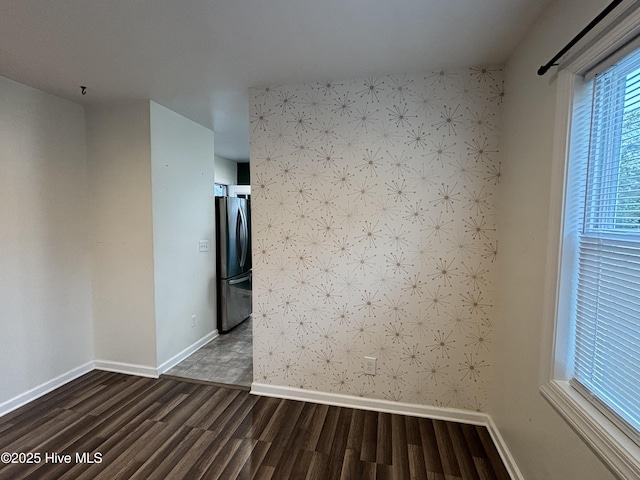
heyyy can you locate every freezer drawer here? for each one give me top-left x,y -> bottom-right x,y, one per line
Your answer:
218,271 -> 252,333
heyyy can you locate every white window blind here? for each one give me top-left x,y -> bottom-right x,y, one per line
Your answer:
571,46 -> 640,443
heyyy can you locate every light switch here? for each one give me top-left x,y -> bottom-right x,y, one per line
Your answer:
363,356 -> 376,375
199,240 -> 210,252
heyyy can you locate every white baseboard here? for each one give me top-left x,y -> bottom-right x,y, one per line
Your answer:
0,330 -> 219,418
486,416 -> 526,480
0,361 -> 94,417
157,330 -> 218,374
96,330 -> 219,379
94,360 -> 159,378
251,382 -> 489,425
251,382 -> 524,480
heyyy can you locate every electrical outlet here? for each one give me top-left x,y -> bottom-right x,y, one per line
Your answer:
199,240 -> 210,252
363,356 -> 376,375
191,315 -> 196,327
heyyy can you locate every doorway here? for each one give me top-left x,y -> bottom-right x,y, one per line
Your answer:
163,316 -> 252,388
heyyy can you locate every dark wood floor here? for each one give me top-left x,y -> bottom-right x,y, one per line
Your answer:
0,371 -> 510,480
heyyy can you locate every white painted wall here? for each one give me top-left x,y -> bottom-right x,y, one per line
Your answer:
150,102 -> 216,367
0,76 -> 93,405
85,102 -> 158,372
214,155 -> 237,185
493,0 -> 618,478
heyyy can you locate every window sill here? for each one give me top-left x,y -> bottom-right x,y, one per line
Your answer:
540,380 -> 640,479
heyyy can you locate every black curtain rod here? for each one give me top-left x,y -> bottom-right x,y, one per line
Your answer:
538,0 -> 625,75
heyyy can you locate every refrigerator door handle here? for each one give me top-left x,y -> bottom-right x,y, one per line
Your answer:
243,208 -> 248,267
228,271 -> 251,285
236,205 -> 248,268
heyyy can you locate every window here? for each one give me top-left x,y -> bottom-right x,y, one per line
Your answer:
565,46 -> 640,445
540,9 -> 640,477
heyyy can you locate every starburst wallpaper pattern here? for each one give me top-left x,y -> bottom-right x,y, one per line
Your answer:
249,67 -> 502,412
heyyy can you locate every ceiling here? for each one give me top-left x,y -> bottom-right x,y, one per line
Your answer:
0,0 -> 553,161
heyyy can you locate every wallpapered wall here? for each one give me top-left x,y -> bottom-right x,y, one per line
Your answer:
249,67 -> 503,411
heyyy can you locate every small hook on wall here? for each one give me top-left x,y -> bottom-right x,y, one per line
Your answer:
80,86 -> 87,95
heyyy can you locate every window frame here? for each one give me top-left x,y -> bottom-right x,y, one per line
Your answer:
540,6 -> 640,479
572,53 -> 640,443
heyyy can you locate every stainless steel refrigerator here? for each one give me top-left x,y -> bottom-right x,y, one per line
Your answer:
215,196 -> 252,333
